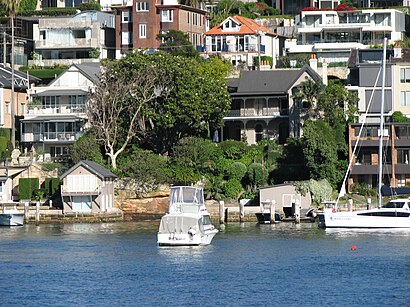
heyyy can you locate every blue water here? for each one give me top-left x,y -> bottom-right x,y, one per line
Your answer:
1,222 -> 409,306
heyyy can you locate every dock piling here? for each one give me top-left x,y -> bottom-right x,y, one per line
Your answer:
35,201 -> 40,225
219,201 -> 225,225
270,200 -> 276,224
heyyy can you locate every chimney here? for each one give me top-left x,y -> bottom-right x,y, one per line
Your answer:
309,54 -> 317,72
322,58 -> 328,86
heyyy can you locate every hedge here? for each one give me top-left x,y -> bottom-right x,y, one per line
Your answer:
19,178 -> 39,200
44,178 -> 60,197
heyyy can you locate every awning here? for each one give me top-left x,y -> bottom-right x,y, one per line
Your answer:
31,89 -> 89,97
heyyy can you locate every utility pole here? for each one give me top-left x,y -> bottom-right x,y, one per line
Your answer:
3,31 -> 6,64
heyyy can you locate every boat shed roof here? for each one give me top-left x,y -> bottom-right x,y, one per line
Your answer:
60,160 -> 117,180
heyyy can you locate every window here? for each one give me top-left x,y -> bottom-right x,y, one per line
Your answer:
400,68 -> 410,83
0,181 -> 3,194
139,24 -> 146,38
400,91 -> 410,106
397,149 -> 410,164
161,10 -> 173,22
122,31 -> 131,45
5,101 -> 9,114
41,96 -> 60,108
122,11 -> 131,23
136,2 -> 149,11
72,30 -> 86,39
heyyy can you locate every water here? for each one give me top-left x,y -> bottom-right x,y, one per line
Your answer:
1,222 -> 410,306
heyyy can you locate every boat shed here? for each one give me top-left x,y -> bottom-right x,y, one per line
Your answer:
259,183 -> 311,217
60,160 -> 117,213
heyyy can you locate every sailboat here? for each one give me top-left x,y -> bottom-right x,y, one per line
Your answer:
324,38 -> 410,228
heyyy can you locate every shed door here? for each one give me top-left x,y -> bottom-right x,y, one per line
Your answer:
72,196 -> 92,213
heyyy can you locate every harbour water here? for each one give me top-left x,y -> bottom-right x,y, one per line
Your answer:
1,221 -> 409,306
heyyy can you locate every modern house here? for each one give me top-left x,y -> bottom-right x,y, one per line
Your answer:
223,64 -> 322,145
202,16 -> 279,69
30,10 -> 116,66
114,0 -> 208,58
286,8 -> 408,64
22,62 -> 100,161
60,160 -> 117,213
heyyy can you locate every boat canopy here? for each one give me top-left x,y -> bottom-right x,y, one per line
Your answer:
169,186 -> 205,213
158,215 -> 204,234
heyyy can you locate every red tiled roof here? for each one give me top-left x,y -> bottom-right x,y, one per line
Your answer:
205,15 -> 275,36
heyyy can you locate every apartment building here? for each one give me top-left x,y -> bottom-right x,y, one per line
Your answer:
31,11 -> 116,66
115,0 -> 208,58
286,8 -> 408,64
202,16 -> 279,69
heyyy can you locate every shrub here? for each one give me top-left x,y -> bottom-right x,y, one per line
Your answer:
44,178 -> 60,197
223,178 -> 243,201
227,161 -> 247,181
218,140 -> 248,160
247,162 -> 265,189
19,178 -> 39,200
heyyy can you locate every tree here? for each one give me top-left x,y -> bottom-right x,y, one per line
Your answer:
1,0 -> 21,148
292,77 -> 323,114
114,52 -> 231,155
302,120 -> 342,189
157,30 -> 199,58
86,62 -> 166,169
392,111 -> 410,123
70,131 -> 104,164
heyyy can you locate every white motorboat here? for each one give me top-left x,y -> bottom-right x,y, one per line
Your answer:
157,186 -> 218,246
0,206 -> 24,226
324,38 -> 410,229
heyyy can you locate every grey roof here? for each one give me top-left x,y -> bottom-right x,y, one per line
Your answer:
60,160 -> 117,180
73,62 -> 101,84
229,65 -> 322,96
0,64 -> 41,91
31,89 -> 89,97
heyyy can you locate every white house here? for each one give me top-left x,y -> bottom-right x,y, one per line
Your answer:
203,15 -> 279,69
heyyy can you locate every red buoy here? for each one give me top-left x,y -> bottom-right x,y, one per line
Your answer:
351,245 -> 357,251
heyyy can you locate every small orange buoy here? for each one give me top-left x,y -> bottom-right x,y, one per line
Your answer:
351,245 -> 357,251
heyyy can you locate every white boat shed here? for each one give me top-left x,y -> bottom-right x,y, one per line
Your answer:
259,183 -> 311,217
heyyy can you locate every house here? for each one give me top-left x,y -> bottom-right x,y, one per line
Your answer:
60,160 -> 117,213
222,64 -> 322,145
22,62 -> 100,161
114,0 -> 208,58
30,10 -> 116,66
259,183 -> 312,217
286,8 -> 409,64
202,16 -> 279,69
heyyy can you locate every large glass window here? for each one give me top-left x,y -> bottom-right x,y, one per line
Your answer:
400,91 -> 410,106
400,68 -> 410,83
397,149 -> 410,164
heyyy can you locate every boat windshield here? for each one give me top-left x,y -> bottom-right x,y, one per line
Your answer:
170,186 -> 204,205
202,215 -> 212,225
382,201 -> 406,209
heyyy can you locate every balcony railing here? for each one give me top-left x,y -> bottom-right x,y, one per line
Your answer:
27,104 -> 87,115
226,108 -> 288,117
21,132 -> 83,143
203,44 -> 265,53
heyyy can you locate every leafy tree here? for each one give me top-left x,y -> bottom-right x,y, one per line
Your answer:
117,147 -> 169,196
70,131 -> 104,164
223,178 -> 243,200
302,120 -> 341,188
17,0 -> 36,11
157,30 -> 199,58
392,111 -> 410,122
227,161 -> 247,180
218,140 -> 249,160
115,52 -> 232,154
86,60 -> 166,169
247,162 -> 265,190
317,81 -> 359,127
292,76 -> 324,114
204,174 -> 224,200
295,179 -> 333,205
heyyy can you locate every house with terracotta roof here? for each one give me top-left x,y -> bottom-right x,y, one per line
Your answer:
202,16 -> 279,69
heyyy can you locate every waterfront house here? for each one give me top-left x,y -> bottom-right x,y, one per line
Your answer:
22,62 -> 100,162
60,160 -> 117,213
222,64 -> 322,145
202,15 -> 279,69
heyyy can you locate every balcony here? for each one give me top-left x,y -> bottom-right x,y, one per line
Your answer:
225,108 -> 288,118
28,104 -> 87,115
203,44 -> 265,53
21,132 -> 83,143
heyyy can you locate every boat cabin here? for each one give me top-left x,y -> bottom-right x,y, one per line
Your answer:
382,199 -> 410,209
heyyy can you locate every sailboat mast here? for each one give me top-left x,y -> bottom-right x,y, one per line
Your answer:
378,37 -> 388,209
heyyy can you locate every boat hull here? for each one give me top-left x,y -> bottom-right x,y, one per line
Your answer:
324,208 -> 410,228
0,213 -> 24,226
157,229 -> 218,246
